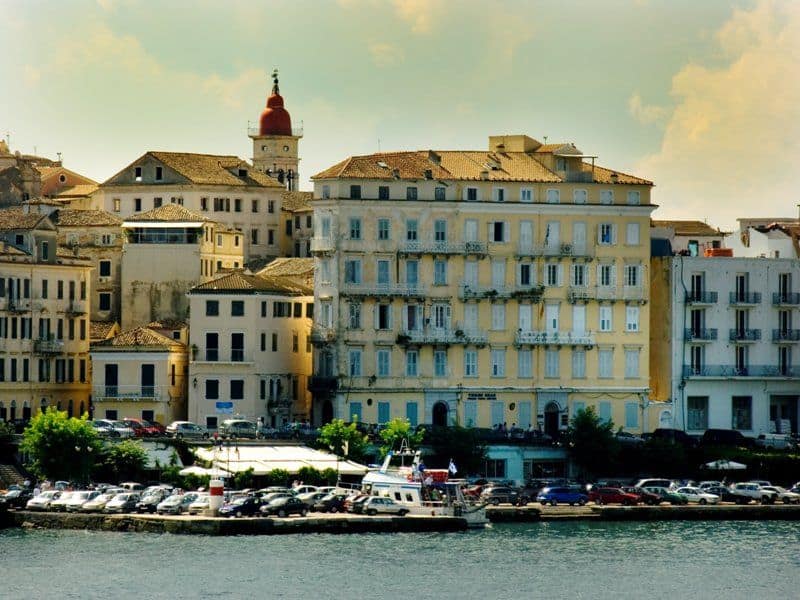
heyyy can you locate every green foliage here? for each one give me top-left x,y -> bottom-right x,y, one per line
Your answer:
379,418 -> 425,458
20,408 -> 101,483
233,467 -> 255,490
567,407 -> 619,479
263,468 -> 291,488
320,468 -> 339,486
0,420 -> 13,441
422,426 -> 486,475
98,439 -> 149,482
316,419 -> 369,463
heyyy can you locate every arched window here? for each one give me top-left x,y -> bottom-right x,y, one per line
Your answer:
22,401 -> 31,421
67,399 -> 74,418
432,401 -> 449,427
9,400 -> 16,421
0,402 -> 6,421
40,398 -> 48,414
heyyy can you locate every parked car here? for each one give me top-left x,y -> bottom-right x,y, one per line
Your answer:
91,420 -> 119,438
360,496 -> 409,516
81,492 -> 117,512
701,429 -> 754,448
480,486 -> 524,506
26,490 -> 62,511
122,418 -> 161,437
220,495 -> 263,518
650,428 -> 698,447
104,492 -> 140,513
698,481 -> 724,490
761,486 -> 800,504
621,487 -> 661,506
95,419 -> 135,439
2,488 -> 33,509
536,486 -> 588,506
615,431 -> 645,445
187,494 -> 211,515
643,487 -> 689,505
136,487 -> 172,513
149,421 -> 167,436
293,485 -> 319,496
166,421 -> 209,440
218,419 -> 259,440
64,490 -> 101,512
50,491 -> 77,512
755,433 -> 797,451
588,487 -> 640,506
674,486 -> 720,505
297,491 -> 328,505
703,486 -> 739,503
157,492 -> 199,515
313,493 -> 348,513
634,478 -> 675,491
344,494 -> 370,513
729,483 -> 776,504
260,496 -> 309,517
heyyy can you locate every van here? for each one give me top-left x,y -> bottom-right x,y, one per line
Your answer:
218,419 -> 258,439
650,428 -> 698,447
701,429 -> 753,448
755,433 -> 796,451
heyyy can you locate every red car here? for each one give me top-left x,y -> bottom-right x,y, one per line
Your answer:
588,487 -> 640,506
123,418 -> 161,437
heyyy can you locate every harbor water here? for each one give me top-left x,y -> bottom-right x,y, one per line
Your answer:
2,520 -> 799,599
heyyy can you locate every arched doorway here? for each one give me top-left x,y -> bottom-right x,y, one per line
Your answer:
40,398 -> 48,415
544,402 -> 560,439
22,401 -> 31,421
321,400 -> 334,424
10,400 -> 17,421
67,399 -> 74,418
432,401 -> 449,427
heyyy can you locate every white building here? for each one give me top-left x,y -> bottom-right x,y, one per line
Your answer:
664,256 -> 800,436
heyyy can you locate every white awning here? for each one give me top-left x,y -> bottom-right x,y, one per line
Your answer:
194,445 -> 368,476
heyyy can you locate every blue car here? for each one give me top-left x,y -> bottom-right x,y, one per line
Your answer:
536,486 -> 588,506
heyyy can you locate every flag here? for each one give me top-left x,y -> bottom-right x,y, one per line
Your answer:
448,460 -> 458,475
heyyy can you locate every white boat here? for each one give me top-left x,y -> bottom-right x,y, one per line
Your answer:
360,447 -> 488,528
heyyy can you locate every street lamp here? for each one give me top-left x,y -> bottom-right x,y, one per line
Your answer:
74,445 -> 93,486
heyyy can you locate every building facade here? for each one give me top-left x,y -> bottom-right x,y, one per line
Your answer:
652,255 -> 800,435
309,134 -> 655,436
0,208 -> 92,421
187,270 -> 313,429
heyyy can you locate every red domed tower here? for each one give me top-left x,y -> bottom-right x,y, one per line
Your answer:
249,70 -> 302,190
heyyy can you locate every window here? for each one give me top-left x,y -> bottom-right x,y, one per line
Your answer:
491,349 -> 505,377
545,349 -> 559,378
98,293 -> 111,311
624,264 -> 640,287
344,259 -> 362,284
405,260 -> 419,285
625,306 -> 640,332
626,223 -> 640,246
434,350 -> 447,377
377,186 -> 389,200
231,301 -> 245,316
518,349 -> 532,378
572,350 -> 586,378
599,264 -> 615,287
687,396 -> 709,430
434,219 -> 447,242
134,198 -> 142,212
272,333 -> 278,351
376,303 -> 392,330
520,188 -> 533,203
732,396 -> 752,430
464,350 -> 478,377
350,185 -> 361,199
249,228 -> 259,245
205,333 -> 219,361
153,197 -> 162,208
406,186 -> 418,200
406,219 -> 418,241
598,348 -> 613,378
348,302 -> 361,329
493,187 -> 505,202
405,350 -> 418,376
231,333 -> 244,361
571,264 -> 586,287
490,221 -> 507,243
433,260 -> 447,285
624,348 -> 640,378
546,189 -> 560,204
491,304 -> 505,330
600,190 -> 613,205
295,215 -> 301,230
598,223 -> 615,245
519,264 -> 532,286
113,198 -> 121,212
573,189 -> 587,204
348,348 -> 362,377
376,259 -> 390,285
377,349 -> 391,377
546,263 -> 561,287
599,306 -> 612,332
206,300 -> 219,316
435,187 -> 446,201
205,380 -> 219,400
627,190 -> 641,205
98,260 -> 111,278
292,333 -> 299,353
377,218 -> 390,240
465,187 -> 478,201
349,218 -> 361,240
230,380 -> 244,401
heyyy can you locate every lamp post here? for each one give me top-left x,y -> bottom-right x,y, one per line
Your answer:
74,444 -> 93,486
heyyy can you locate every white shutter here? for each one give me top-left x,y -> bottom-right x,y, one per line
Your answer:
610,265 -> 617,286
557,264 -> 563,287
612,224 -> 618,245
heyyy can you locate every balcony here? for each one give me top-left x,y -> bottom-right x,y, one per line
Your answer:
308,376 -> 338,393
310,325 -> 336,345
248,125 -> 303,137
596,286 -> 619,301
729,291 -> 761,305
623,286 -> 646,303
34,339 -> 64,354
514,243 -> 576,259
92,385 -> 166,402
230,349 -> 245,362
397,328 -> 488,346
568,287 -> 595,303
310,237 -> 335,254
341,283 -> 427,299
515,329 -> 595,346
65,302 -> 87,315
683,365 -> 799,378
729,328 -> 761,342
5,299 -> 30,313
685,291 -> 718,305
399,240 -> 487,256
773,292 -> 800,306
773,329 -> 800,343
459,283 -> 512,300
684,328 -> 718,342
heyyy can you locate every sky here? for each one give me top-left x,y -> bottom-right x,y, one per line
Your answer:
1,0 -> 798,229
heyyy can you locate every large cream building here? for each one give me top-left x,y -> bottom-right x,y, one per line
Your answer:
309,134 -> 655,436
0,207 -> 92,421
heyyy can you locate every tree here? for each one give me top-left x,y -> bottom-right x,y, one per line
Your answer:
567,407 -> 619,479
423,426 -> 486,476
96,439 -> 148,482
378,418 -> 425,458
316,419 -> 368,463
21,408 -> 101,484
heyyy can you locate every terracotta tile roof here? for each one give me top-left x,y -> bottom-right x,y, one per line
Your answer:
107,152 -> 283,188
93,326 -> 185,349
257,257 -> 314,278
281,191 -> 313,212
53,183 -> 99,198
34,166 -> 61,179
312,149 -> 651,185
90,320 -> 119,342
0,208 -> 48,231
190,270 -> 311,295
651,220 -> 727,236
0,244 -> 28,256
124,204 -> 208,223
53,209 -> 122,227
147,319 -> 187,330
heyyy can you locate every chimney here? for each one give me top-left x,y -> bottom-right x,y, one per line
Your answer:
392,168 -> 400,179
427,150 -> 441,165
424,169 -> 433,180
480,170 -> 489,180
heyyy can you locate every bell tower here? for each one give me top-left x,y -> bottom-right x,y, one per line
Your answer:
249,70 -> 302,191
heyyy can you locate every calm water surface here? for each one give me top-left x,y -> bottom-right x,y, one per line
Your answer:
2,521 -> 799,599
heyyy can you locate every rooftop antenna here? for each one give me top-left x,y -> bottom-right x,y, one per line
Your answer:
4,132 -> 9,147
377,138 -> 381,153
543,136 -> 548,144
57,152 -> 62,163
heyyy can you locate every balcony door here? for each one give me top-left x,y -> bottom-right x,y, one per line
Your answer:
572,222 -> 587,253
519,221 -> 533,251
105,364 -> 118,397
141,364 -> 155,397
518,304 -> 532,331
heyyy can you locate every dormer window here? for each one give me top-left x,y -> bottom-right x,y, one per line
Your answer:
59,174 -> 67,183
15,234 -> 24,246
155,166 -> 163,181
41,241 -> 49,261
556,157 -> 567,171
134,166 -> 142,181
238,168 -> 247,177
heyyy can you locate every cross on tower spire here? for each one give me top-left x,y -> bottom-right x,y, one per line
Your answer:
271,68 -> 280,94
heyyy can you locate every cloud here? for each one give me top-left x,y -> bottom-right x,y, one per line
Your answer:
368,42 -> 405,68
637,0 -> 800,228
628,93 -> 668,125
392,0 -> 444,34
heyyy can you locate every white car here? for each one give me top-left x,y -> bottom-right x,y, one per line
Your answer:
50,491 -> 76,512
360,496 -> 409,516
157,492 -> 199,515
26,490 -> 62,511
697,481 -> 723,490
187,493 -> 210,515
64,490 -> 101,511
675,486 -> 720,505
762,486 -> 800,504
81,492 -> 117,512
104,492 -> 141,513
95,419 -> 135,438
